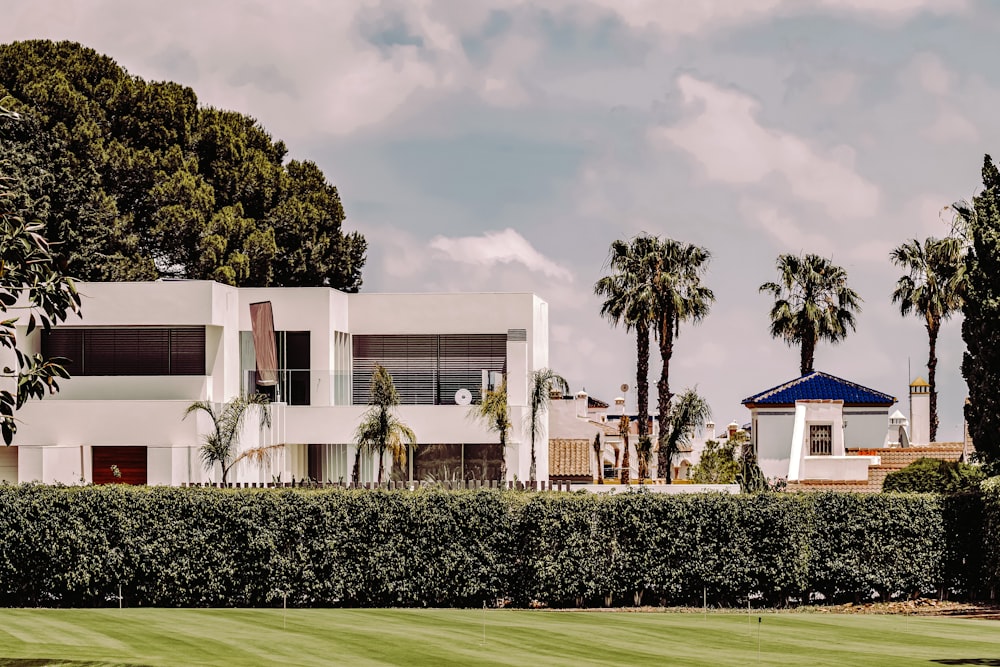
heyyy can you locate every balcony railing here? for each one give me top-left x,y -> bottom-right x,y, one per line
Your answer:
242,369 -> 351,406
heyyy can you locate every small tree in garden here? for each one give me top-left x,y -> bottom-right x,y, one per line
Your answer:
735,431 -> 767,493
185,393 -> 276,485
658,388 -> 711,483
472,375 -> 510,480
690,438 -> 739,484
527,368 -> 569,482
354,364 -> 416,485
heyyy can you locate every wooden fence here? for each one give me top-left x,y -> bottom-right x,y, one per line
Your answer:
181,479 -> 574,491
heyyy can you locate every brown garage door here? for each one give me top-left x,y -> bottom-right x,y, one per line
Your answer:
92,446 -> 147,485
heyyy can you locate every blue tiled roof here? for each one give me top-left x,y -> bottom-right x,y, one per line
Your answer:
742,371 -> 895,406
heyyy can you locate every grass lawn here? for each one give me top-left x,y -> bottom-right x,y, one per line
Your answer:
0,608 -> 997,666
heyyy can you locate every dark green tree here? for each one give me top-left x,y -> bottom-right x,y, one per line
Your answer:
0,40 -> 366,290
0,103 -> 82,445
890,237 -> 966,442
957,155 -> 1000,472
690,438 -> 739,484
650,240 -> 714,481
760,253 -> 861,376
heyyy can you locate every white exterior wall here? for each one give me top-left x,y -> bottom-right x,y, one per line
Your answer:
909,388 -> 931,446
843,408 -> 892,449
751,402 -> 891,481
10,282 -> 548,485
751,407 -> 797,479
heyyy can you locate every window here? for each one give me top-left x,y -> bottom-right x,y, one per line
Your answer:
42,328 -> 205,376
809,424 -> 833,456
352,334 -> 507,405
239,330 -> 312,405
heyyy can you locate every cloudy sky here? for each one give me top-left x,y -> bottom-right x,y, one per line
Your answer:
6,0 -> 998,440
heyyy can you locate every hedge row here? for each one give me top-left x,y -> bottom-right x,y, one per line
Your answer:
0,485 -> 990,608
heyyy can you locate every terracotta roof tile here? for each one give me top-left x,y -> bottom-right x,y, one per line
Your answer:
549,439 -> 592,478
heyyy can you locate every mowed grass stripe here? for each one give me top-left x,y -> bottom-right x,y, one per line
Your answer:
0,609 -> 999,666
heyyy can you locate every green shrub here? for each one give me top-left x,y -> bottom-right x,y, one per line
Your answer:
883,458 -> 984,494
0,485 -> 987,608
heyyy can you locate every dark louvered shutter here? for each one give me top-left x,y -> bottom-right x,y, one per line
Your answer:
41,330 -> 84,376
169,328 -> 205,375
84,330 -> 116,375
438,334 -> 506,405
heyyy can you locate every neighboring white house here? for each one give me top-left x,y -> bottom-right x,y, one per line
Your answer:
5,280 -> 550,486
742,371 -> 897,482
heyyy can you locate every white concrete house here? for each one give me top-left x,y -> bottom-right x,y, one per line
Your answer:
742,371 -> 897,482
4,281 -> 550,486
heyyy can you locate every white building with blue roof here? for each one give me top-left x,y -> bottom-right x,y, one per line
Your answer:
742,371 -> 897,482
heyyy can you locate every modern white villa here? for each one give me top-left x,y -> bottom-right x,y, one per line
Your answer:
5,281 -> 550,486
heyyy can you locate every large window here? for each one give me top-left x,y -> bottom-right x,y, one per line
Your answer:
42,328 -> 205,376
809,424 -> 833,456
352,334 -> 507,405
239,330 -> 311,405
403,444 -> 503,482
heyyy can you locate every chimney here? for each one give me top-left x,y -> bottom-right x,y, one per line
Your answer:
727,421 -> 739,440
614,396 -> 626,416
909,377 -> 930,446
886,409 -> 908,446
575,389 -> 589,419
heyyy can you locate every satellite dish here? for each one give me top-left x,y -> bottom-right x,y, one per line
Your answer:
620,383 -> 629,393
454,388 -> 473,406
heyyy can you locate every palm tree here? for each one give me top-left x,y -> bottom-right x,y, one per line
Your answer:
657,388 -> 711,482
760,253 -> 862,377
184,393 -> 277,486
890,237 -> 966,442
472,375 -> 511,481
527,368 -> 569,482
650,239 -> 714,482
618,414 -> 631,485
635,430 -> 653,483
354,364 -> 416,485
595,235 -> 659,460
592,432 -> 603,484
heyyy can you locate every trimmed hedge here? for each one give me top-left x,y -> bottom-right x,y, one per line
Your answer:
0,485 -> 989,608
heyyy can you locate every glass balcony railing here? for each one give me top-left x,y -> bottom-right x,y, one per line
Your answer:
242,369 -> 352,406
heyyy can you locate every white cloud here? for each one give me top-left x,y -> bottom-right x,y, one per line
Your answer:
922,108 -> 979,143
741,200 -> 834,255
910,53 -> 953,95
653,75 -> 880,218
577,0 -> 965,35
429,228 -> 575,282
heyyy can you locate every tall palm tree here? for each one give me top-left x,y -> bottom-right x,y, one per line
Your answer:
595,235 -> 659,458
890,237 -> 966,442
354,364 -> 416,485
618,414 -> 631,485
657,388 -> 711,482
184,393 -> 276,486
472,375 -> 511,481
527,368 -> 569,482
650,239 -> 714,482
760,253 -> 861,377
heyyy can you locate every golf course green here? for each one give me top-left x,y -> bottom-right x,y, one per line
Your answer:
0,608 -> 996,666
